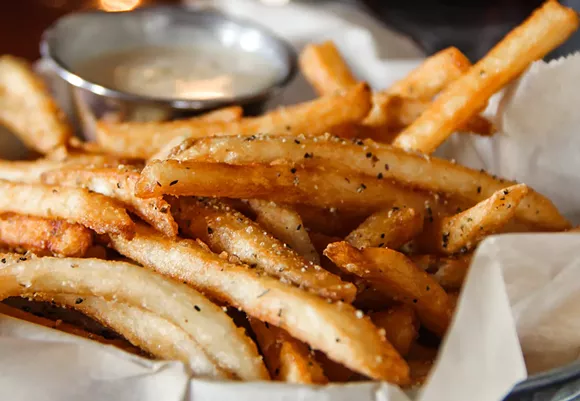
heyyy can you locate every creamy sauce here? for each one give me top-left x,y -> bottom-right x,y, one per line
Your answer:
74,45 -> 281,100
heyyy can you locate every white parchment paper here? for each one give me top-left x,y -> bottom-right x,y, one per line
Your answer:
2,1 -> 580,400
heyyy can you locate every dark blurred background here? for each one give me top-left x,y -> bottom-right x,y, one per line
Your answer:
1,0 -> 579,62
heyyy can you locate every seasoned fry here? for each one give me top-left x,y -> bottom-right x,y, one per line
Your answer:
0,180 -> 134,237
0,254 -> 267,380
346,207 -> 423,249
136,160 -> 428,214
0,56 -> 72,153
392,1 -> 579,153
0,214 -> 92,257
370,304 -> 419,357
169,135 -> 568,230
438,184 -> 528,253
247,199 -> 320,264
105,224 -> 410,383
44,294 -> 231,379
299,41 -> 358,96
171,198 -> 356,302
324,242 -> 452,336
41,166 -> 178,237
387,47 -> 471,100
96,83 -> 372,159
0,302 -> 138,353
249,318 -> 327,384
409,254 -> 471,291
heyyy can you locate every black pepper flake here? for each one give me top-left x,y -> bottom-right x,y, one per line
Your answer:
507,204 -> 511,209
194,305 -> 201,311
378,243 -> 385,248
278,309 -> 282,317
392,206 -> 400,211
503,189 -> 509,195
344,177 -> 351,183
442,232 -> 450,249
52,189 -> 58,194
500,196 -> 505,201
426,285 -> 430,291
380,233 -> 385,239
357,183 -> 367,193
366,152 -> 372,158
377,172 -> 383,179
304,152 -> 313,159
286,125 -> 291,131
296,224 -> 302,231
467,217 -> 473,222
412,299 -> 418,303
257,289 -> 270,298
75,298 -> 83,305
274,368 -> 280,376
169,180 -> 179,186
245,135 -> 257,141
265,322 -> 270,328
384,164 -> 390,171
18,257 -> 27,261
456,207 -> 462,213
207,227 -> 213,234
335,338 -> 340,343
116,182 -> 121,189
294,139 -> 301,144
290,168 -> 297,174
156,181 -> 162,187
477,186 -> 482,194
1,258 -> 5,263
250,263 -> 258,268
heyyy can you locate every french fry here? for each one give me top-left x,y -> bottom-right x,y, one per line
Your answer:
409,254 -> 471,291
0,214 -> 92,257
168,135 -> 569,230
171,198 -> 356,302
44,294 -> 232,379
370,304 -> 419,357
41,166 -> 178,237
0,180 -> 135,237
293,205 -> 369,237
247,199 -> 320,264
95,83 -> 372,159
0,56 -> 72,153
0,302 -> 138,353
0,253 -> 268,380
136,160 -> 428,214
299,41 -> 358,96
249,318 -> 328,384
324,242 -> 452,336
105,224 -> 410,383
438,184 -> 528,253
194,105 -> 244,123
392,1 -> 579,153
346,207 -> 423,249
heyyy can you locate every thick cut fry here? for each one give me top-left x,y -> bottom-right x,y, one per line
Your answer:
387,47 -> 471,100
171,198 -> 356,302
299,41 -> 358,96
346,207 -> 423,249
96,83 -> 372,159
0,302 -> 138,353
439,184 -> 528,253
324,242 -> 452,336
44,294 -> 231,379
248,199 -> 320,264
169,135 -> 568,230
249,318 -> 327,384
409,254 -> 471,291
370,304 -> 419,357
0,214 -> 92,257
0,180 -> 134,237
41,166 -> 178,237
105,225 -> 410,383
392,1 -> 579,153
0,254 -> 267,380
0,56 -> 72,153
136,160 -> 428,214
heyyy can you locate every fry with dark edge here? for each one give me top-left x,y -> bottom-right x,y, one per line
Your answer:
409,254 -> 471,291
324,242 -> 452,337
0,253 -> 268,380
105,223 -> 410,384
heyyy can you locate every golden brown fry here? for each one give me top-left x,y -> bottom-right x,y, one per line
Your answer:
105,224 -> 410,383
249,318 -> 327,384
294,205 -> 369,237
409,254 -> 471,291
44,294 -> 232,379
0,180 -> 134,237
439,184 -> 528,253
346,207 -> 423,249
0,214 -> 92,257
0,253 -> 267,380
96,83 -> 372,159
0,302 -> 138,353
370,304 -> 419,357
41,166 -> 178,237
171,198 -> 356,302
248,199 -> 320,264
0,56 -> 72,153
136,160 -> 428,214
299,41 -> 358,96
170,135 -> 568,230
392,1 -> 579,153
194,105 -> 244,123
324,242 -> 452,336
387,47 -> 471,100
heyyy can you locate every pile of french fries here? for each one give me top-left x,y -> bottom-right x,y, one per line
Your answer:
0,0 -> 577,387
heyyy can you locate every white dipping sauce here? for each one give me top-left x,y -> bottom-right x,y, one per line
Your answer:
74,45 -> 281,100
